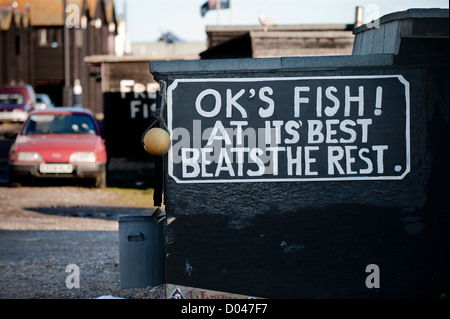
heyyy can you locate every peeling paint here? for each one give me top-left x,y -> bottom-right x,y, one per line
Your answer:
185,259 -> 193,277
281,241 -> 305,253
166,284 -> 263,299
167,217 -> 176,225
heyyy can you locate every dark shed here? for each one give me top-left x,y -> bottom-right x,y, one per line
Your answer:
151,8 -> 448,299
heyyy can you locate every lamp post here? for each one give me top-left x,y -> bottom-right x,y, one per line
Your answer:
63,0 -> 73,107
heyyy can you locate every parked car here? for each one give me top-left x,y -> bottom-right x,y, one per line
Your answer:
8,107 -> 107,188
35,93 -> 55,110
0,84 -> 37,122
0,93 -> 30,122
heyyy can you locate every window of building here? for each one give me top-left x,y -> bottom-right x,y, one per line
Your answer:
15,35 -> 21,55
38,28 -> 62,48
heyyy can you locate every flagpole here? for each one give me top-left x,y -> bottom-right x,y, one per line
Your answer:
231,0 -> 235,25
217,0 -> 221,25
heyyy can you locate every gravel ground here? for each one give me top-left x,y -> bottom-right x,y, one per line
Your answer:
0,172 -> 166,299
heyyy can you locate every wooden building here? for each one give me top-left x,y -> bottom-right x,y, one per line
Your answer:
200,24 -> 355,59
0,4 -> 32,86
83,55 -> 160,158
0,0 -> 117,115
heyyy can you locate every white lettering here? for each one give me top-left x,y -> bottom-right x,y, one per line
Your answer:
372,145 -> 388,174
328,146 -> 345,175
258,87 -> 275,118
308,120 -> 324,144
207,121 -> 232,146
287,146 -> 302,176
130,100 -> 141,119
247,148 -> 265,177
305,146 -> 319,176
324,86 -> 340,117
215,148 -> 235,177
294,86 -> 310,117
284,120 -> 301,144
196,89 -> 222,117
182,148 -> 200,178
344,85 -> 364,117
226,89 -> 247,118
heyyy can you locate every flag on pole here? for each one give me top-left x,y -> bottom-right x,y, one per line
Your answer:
200,0 -> 230,17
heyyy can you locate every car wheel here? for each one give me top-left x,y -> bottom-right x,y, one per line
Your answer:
9,180 -> 22,188
94,167 -> 107,188
9,175 -> 22,188
8,171 -> 22,187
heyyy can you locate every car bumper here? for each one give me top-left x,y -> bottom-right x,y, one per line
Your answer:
9,162 -> 106,179
0,111 -> 28,122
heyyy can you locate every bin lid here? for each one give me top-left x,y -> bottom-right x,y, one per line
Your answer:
118,214 -> 154,222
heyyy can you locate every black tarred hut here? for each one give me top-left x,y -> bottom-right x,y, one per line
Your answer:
149,9 -> 449,299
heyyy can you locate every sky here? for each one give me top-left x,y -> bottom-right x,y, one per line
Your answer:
113,0 -> 449,42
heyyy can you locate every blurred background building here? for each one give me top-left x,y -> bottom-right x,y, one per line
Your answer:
0,0 -> 117,114
200,23 -> 355,59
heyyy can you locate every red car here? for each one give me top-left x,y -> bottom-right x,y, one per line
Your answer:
8,107 -> 107,188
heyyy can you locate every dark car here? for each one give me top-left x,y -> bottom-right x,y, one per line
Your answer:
8,107 -> 108,188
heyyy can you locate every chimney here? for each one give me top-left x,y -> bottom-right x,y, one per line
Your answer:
354,6 -> 363,28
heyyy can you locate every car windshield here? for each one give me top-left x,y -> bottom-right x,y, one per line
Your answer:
37,94 -> 52,103
0,93 -> 25,105
22,114 -> 98,135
